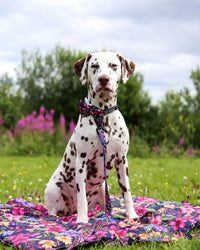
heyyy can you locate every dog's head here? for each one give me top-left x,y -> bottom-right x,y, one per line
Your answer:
74,52 -> 135,94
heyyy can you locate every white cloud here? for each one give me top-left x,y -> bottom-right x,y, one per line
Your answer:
0,0 -> 200,104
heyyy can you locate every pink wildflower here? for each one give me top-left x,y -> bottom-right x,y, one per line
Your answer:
178,137 -> 184,147
0,118 -> 4,126
50,109 -> 55,117
8,130 -> 13,138
45,114 -> 52,122
60,115 -> 65,127
154,146 -> 159,153
32,110 -> 37,117
17,119 -> 25,129
69,119 -> 76,134
39,106 -> 45,114
186,147 -> 195,156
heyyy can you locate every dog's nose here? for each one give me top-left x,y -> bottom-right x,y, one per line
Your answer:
98,75 -> 110,86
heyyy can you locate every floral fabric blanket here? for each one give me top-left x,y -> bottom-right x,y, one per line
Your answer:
0,196 -> 200,249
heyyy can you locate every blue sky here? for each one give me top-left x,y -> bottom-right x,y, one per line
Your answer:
0,0 -> 200,104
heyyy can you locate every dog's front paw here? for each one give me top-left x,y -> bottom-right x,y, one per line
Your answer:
76,216 -> 89,223
129,212 -> 139,219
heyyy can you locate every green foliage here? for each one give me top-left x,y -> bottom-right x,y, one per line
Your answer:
16,45 -> 87,125
117,73 -> 152,131
0,73 -> 24,129
0,128 -> 68,157
156,67 -> 200,149
128,135 -> 151,158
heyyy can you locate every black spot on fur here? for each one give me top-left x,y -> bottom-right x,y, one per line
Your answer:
92,191 -> 98,196
61,193 -> 67,201
80,152 -> 87,158
76,183 -> 80,192
56,182 -> 63,190
60,171 -> 74,183
89,119 -> 94,125
57,210 -> 65,216
99,92 -> 104,98
111,154 -> 115,159
116,159 -> 122,165
119,181 -> 127,192
126,167 -> 129,176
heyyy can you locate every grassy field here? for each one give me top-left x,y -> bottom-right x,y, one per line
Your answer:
0,156 -> 200,249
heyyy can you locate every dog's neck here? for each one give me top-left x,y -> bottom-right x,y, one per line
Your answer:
87,89 -> 118,110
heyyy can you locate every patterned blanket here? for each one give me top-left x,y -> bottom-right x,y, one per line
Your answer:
0,196 -> 200,249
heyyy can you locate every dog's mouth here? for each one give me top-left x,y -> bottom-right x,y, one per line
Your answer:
96,86 -> 113,93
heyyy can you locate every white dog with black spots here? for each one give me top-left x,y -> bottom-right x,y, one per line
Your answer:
45,52 -> 138,223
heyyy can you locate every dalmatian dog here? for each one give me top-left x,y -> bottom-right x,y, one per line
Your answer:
45,52 -> 138,223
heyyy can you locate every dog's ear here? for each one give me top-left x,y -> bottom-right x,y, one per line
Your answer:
117,54 -> 135,84
74,54 -> 92,85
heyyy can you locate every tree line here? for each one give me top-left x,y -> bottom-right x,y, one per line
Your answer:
0,45 -> 200,150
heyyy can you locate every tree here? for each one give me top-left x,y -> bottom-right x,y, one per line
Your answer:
191,66 -> 200,109
0,73 -> 24,129
16,45 -> 87,126
190,67 -> 200,147
117,73 -> 156,142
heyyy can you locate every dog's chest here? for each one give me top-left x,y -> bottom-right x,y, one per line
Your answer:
75,111 -> 129,182
77,111 -> 128,149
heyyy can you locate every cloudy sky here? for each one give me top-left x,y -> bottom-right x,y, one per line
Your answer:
0,0 -> 200,104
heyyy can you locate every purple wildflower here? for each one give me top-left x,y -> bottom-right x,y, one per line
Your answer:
186,147 -> 195,156
32,111 -> 37,117
50,109 -> 55,117
154,145 -> 159,153
7,130 -> 13,138
0,118 -> 4,127
69,119 -> 76,134
60,115 -> 65,128
25,115 -> 33,124
39,106 -> 45,114
178,137 -> 184,147
17,119 -> 25,129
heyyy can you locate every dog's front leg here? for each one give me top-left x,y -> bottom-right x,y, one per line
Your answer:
76,156 -> 88,223
115,155 -> 138,219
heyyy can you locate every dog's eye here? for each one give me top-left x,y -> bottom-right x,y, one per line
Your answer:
109,64 -> 118,71
91,64 -> 99,69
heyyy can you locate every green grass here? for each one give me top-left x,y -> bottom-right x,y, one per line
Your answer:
0,156 -> 200,249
